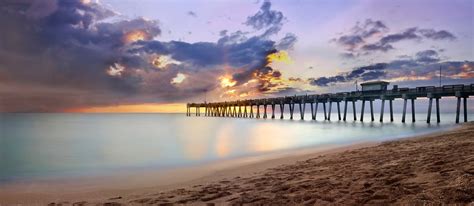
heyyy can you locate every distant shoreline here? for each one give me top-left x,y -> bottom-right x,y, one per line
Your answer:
1,123 -> 472,205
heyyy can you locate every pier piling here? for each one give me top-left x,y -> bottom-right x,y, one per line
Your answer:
411,98 -> 416,122
323,102 -> 327,120
343,100 -> 348,121
328,100 -> 332,121
370,100 -> 374,122
380,98 -> 385,122
299,99 -> 305,120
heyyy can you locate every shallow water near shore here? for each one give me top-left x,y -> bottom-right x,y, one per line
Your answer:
0,112 -> 471,184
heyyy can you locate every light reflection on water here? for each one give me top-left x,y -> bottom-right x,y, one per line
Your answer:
0,113 -> 467,183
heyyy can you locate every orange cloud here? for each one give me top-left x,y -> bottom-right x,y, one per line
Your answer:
267,50 -> 292,64
123,30 -> 150,44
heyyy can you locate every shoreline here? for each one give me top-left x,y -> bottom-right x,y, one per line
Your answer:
0,142 -> 377,205
0,123 -> 471,205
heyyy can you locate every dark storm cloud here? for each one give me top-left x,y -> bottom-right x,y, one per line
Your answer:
0,0 -> 294,112
334,19 -> 457,57
245,0 -> 285,37
132,35 -> 277,74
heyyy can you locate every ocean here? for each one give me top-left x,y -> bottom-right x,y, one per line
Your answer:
0,111 -> 471,183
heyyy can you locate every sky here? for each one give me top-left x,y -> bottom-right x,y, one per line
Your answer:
0,0 -> 472,112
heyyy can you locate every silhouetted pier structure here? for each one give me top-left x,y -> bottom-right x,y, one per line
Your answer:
186,82 -> 474,124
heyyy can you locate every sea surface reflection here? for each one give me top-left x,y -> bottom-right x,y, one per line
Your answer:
0,113 -> 466,183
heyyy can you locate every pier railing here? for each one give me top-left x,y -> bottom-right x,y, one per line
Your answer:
186,84 -> 474,123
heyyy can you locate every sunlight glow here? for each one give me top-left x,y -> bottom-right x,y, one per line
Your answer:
152,55 -> 182,69
123,30 -> 150,44
219,76 -> 237,88
67,103 -> 187,113
107,63 -> 125,77
267,50 -> 292,64
171,73 -> 186,84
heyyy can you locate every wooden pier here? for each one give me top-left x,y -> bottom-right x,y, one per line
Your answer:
186,83 -> 474,124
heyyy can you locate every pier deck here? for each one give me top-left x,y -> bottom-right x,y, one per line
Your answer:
186,84 -> 474,123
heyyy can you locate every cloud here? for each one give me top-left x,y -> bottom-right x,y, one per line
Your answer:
0,0 -> 297,112
187,11 -> 197,17
334,19 -> 457,57
245,0 -> 285,37
276,33 -> 297,50
415,49 -> 440,64
333,19 -> 388,51
308,63 -> 387,86
419,29 -> 456,40
309,49 -> 472,87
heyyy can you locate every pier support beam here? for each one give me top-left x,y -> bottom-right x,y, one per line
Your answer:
427,98 -> 433,123
456,96 -> 461,123
380,98 -> 385,122
289,100 -> 295,120
299,99 -> 306,120
263,104 -> 268,119
427,94 -> 434,123
463,97 -> 468,122
436,98 -> 440,123
402,98 -> 407,123
312,100 -> 318,120
360,100 -> 365,122
280,102 -> 285,119
244,105 -> 248,118
370,100 -> 374,122
271,103 -> 276,119
343,100 -> 348,121
249,105 -> 254,118
352,100 -> 357,121
389,99 -> 394,122
337,101 -> 341,120
411,98 -> 416,123
454,91 -> 468,123
328,100 -> 332,121
256,104 -> 260,118
323,102 -> 327,120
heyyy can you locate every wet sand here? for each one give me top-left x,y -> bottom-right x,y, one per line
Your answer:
2,123 -> 473,205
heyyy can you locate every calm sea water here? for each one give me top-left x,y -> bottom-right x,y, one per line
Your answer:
0,112 -> 471,183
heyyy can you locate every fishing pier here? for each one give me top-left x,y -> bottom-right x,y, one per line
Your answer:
186,82 -> 474,124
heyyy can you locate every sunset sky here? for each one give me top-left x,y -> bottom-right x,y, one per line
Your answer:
0,0 -> 472,112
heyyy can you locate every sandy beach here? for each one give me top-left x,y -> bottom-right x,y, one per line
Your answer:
1,123 -> 473,205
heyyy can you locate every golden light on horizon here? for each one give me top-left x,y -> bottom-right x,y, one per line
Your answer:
267,50 -> 292,64
219,76 -> 237,88
171,73 -> 186,84
67,103 -> 187,113
123,30 -> 149,44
